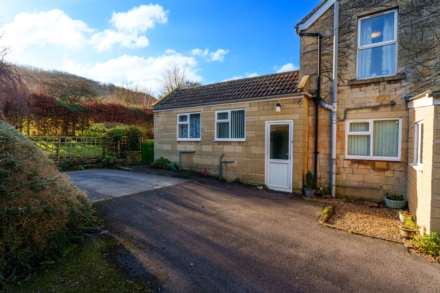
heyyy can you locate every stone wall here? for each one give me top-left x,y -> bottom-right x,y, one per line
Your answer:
154,96 -> 311,192
298,0 -> 439,201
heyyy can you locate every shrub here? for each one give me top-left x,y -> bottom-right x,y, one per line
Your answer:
385,193 -> 405,201
100,154 -> 117,168
304,171 -> 316,189
141,141 -> 154,164
151,157 -> 172,170
412,233 -> 440,257
0,122 -> 96,285
127,127 -> 142,151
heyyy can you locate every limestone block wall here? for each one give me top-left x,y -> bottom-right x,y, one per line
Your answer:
154,97 -> 310,192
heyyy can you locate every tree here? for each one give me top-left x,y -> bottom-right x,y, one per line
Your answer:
160,66 -> 201,98
0,38 -> 29,124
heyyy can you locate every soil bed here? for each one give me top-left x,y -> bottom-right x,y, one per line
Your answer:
316,198 -> 401,242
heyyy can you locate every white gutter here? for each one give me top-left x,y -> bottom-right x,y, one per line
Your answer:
330,0 -> 339,198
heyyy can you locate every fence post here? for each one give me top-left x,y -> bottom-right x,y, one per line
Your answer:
56,137 -> 61,161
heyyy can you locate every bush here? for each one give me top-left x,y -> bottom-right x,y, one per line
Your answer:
413,233 -> 440,257
0,122 -> 96,285
127,127 -> 142,151
141,141 -> 154,164
100,154 -> 117,168
151,157 -> 172,170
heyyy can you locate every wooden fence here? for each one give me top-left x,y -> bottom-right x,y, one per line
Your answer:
30,136 -> 143,162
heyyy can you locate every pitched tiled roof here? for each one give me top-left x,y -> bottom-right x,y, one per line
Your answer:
154,71 -> 302,110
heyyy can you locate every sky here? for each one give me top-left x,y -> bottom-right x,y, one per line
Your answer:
0,0 -> 320,96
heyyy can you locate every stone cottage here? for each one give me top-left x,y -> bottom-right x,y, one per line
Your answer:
154,0 -> 440,233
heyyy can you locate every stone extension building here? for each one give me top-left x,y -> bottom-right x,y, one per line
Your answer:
154,0 -> 440,233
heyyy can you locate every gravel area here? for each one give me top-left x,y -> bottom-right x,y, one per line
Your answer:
319,198 -> 401,242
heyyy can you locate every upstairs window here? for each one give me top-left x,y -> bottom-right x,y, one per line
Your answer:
215,109 -> 245,141
413,121 -> 424,165
177,113 -> 200,141
346,119 -> 401,161
357,10 -> 398,79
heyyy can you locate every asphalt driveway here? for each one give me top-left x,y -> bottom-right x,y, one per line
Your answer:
69,169 -> 440,292
67,169 -> 186,202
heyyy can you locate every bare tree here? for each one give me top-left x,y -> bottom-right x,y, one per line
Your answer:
161,66 -> 188,97
0,37 -> 29,123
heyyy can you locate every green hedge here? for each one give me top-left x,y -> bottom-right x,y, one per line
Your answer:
141,141 -> 154,164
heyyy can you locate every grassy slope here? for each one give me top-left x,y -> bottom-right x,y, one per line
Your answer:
6,237 -> 150,293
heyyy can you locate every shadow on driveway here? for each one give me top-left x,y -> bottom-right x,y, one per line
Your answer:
94,178 -> 440,293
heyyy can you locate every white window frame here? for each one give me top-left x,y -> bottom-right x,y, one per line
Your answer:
345,118 -> 402,161
413,121 -> 424,166
356,9 -> 398,80
176,112 -> 201,141
214,109 -> 246,142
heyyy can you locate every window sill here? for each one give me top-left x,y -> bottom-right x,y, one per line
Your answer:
348,73 -> 406,87
177,139 -> 201,142
410,163 -> 423,171
345,156 -> 401,162
215,139 -> 246,142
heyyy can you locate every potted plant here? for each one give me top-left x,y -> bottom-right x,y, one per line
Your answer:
303,171 -> 316,198
400,217 -> 418,239
384,193 -> 407,209
399,210 -> 413,223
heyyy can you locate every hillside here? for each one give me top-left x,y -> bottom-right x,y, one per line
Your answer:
15,66 -> 157,108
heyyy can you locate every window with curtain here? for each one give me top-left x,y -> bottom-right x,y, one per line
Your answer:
357,10 -> 397,79
413,122 -> 424,165
177,113 -> 201,140
346,119 -> 401,160
216,109 -> 245,140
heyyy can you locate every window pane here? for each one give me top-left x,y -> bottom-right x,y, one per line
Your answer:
178,124 -> 188,138
348,135 -> 370,156
270,124 -> 289,160
217,122 -> 229,138
373,120 -> 399,157
350,122 -> 369,132
231,110 -> 245,139
358,44 -> 396,79
217,112 -> 228,120
414,124 -> 419,164
179,115 -> 188,122
189,113 -> 200,139
360,12 -> 395,46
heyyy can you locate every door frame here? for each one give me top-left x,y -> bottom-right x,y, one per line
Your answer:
264,120 -> 294,193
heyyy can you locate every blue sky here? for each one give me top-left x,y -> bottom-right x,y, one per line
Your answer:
1,0 -> 320,95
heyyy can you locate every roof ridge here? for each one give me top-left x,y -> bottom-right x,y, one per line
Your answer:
176,70 -> 299,93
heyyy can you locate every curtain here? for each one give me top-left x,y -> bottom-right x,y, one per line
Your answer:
350,122 -> 369,132
231,110 -> 245,139
189,113 -> 200,139
217,122 -> 229,138
373,120 -> 399,157
348,135 -> 370,156
179,124 -> 188,138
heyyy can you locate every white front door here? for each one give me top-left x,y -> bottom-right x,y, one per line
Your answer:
265,120 -> 293,192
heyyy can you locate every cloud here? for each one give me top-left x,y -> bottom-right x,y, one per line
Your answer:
0,9 -> 92,53
276,63 -> 298,73
225,72 -> 259,81
91,4 -> 167,51
63,51 -> 201,95
192,48 -> 229,62
111,4 -> 167,33
90,30 -> 149,52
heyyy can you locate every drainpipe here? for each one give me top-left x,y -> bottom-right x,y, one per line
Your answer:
330,0 -> 340,198
299,32 -> 322,188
